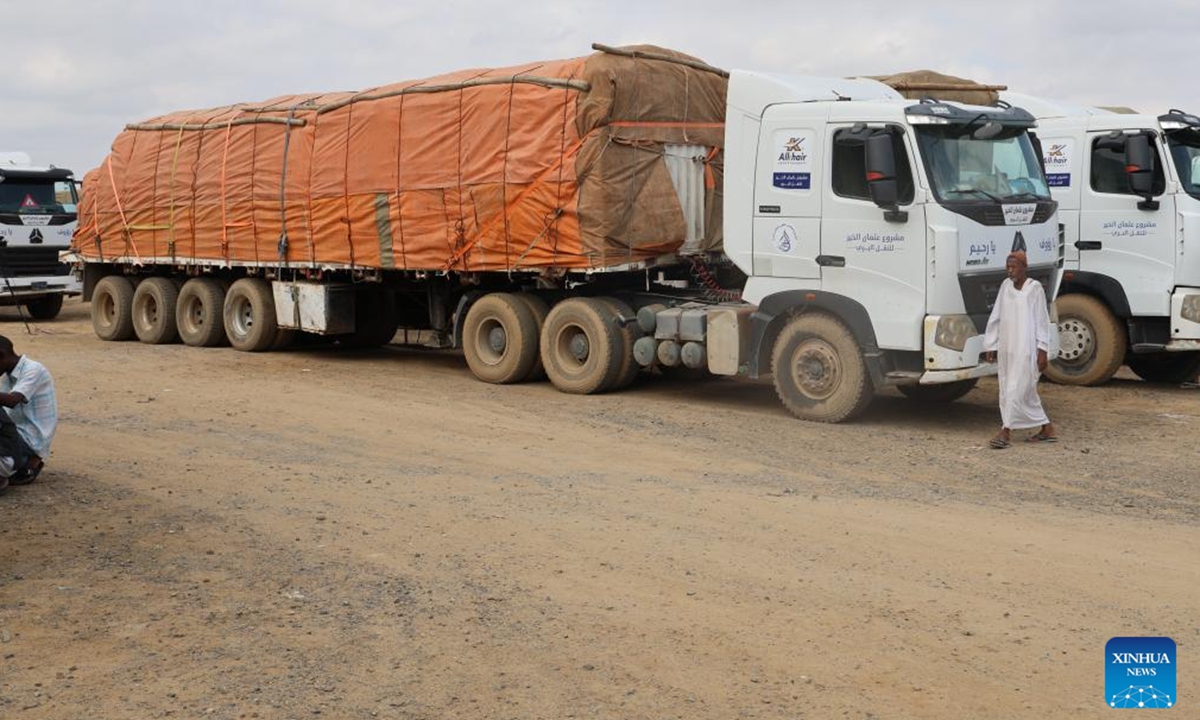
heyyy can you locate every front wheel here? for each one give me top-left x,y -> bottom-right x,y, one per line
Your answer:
24,294 -> 64,320
1045,294 -> 1126,386
897,378 -> 979,403
1127,352 -> 1200,385
771,313 -> 874,423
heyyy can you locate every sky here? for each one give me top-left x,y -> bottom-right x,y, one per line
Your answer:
4,0 -> 1198,175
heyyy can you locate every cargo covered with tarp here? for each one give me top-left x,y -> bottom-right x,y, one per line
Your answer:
74,44 -> 728,273
871,70 -> 1006,107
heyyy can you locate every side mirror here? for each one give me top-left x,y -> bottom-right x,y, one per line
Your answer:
1124,134 -> 1160,210
865,133 -> 907,222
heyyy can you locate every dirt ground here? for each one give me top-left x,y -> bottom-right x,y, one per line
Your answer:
1,299 -> 1197,719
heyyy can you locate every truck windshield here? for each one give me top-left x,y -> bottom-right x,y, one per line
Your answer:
915,127 -> 1051,203
0,179 -> 78,215
1167,131 -> 1200,199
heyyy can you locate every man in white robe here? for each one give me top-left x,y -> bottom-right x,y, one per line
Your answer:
981,251 -> 1057,448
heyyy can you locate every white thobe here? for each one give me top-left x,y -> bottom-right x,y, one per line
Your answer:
983,278 -> 1051,430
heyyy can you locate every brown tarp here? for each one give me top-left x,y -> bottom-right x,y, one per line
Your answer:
74,45 -> 727,272
871,70 -> 1005,107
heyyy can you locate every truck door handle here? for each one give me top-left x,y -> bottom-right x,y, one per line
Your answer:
816,255 -> 846,267
1075,240 -> 1102,251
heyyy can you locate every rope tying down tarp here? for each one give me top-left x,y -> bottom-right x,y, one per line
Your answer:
309,75 -> 591,115
126,117 -> 307,131
105,157 -> 142,266
277,107 -> 298,266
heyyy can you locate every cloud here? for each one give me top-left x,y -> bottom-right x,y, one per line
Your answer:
5,0 -> 1198,173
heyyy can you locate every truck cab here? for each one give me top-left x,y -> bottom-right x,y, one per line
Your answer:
0,152 -> 82,319
713,73 -> 1060,420
1000,95 -> 1200,384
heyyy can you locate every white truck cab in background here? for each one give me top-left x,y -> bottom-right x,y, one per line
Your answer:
1001,95 -> 1200,384
0,151 -> 81,319
695,73 -> 1060,420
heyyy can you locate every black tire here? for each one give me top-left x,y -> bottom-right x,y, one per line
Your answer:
897,378 -> 979,403
511,293 -> 550,381
176,278 -> 227,347
540,298 -> 623,394
1127,352 -> 1200,384
345,287 -> 399,349
596,297 -> 641,391
92,276 -> 136,341
1046,294 -> 1126,386
223,278 -> 280,352
771,312 -> 874,423
24,294 -> 64,320
462,293 -> 540,384
132,277 -> 181,344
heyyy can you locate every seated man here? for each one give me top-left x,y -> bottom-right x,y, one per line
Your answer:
0,335 -> 57,486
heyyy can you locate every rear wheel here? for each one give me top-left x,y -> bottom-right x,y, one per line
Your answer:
176,278 -> 227,347
596,297 -> 640,391
1046,294 -> 1126,386
1127,352 -> 1200,384
132,277 -> 181,344
897,378 -> 978,403
540,298 -> 622,394
772,312 -> 874,423
92,276 -> 136,341
462,293 -> 540,384
24,294 -> 64,320
223,278 -> 280,352
511,293 -> 550,381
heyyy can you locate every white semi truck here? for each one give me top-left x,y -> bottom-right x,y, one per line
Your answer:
1001,95 -> 1200,385
75,57 -> 1062,422
0,152 -> 82,319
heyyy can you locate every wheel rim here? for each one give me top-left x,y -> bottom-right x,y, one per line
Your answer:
230,295 -> 254,338
473,317 -> 507,366
1056,317 -> 1095,366
137,295 -> 159,328
100,293 -> 116,327
790,338 -> 842,401
553,324 -> 591,373
183,295 -> 204,331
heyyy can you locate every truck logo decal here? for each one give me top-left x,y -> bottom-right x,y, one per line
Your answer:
773,130 -> 813,190
1011,231 -> 1027,253
28,229 -> 44,244
773,224 -> 797,253
1044,140 -> 1073,188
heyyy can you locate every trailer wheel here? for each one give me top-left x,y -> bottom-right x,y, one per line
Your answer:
540,297 -> 622,394
24,294 -> 64,320
177,278 -> 228,347
346,287 -> 398,348
771,312 -> 874,422
511,293 -> 550,381
897,379 -> 978,403
1045,294 -> 1126,386
1127,352 -> 1200,385
131,277 -> 181,344
463,293 -> 540,384
223,278 -> 280,352
597,297 -> 641,391
92,276 -> 136,341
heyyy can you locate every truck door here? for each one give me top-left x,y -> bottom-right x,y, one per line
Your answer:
1079,132 -> 1175,316
752,108 -> 825,280
818,125 -> 926,351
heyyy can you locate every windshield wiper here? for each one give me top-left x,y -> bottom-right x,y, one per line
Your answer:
1001,192 -> 1050,202
945,188 -> 1004,202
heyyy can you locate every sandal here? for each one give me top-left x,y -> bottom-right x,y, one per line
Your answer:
1027,433 -> 1058,443
989,436 -> 1012,449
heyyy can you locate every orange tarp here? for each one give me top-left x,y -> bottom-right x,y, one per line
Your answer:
75,45 -> 728,272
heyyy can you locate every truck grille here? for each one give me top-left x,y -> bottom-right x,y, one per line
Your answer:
0,247 -> 70,277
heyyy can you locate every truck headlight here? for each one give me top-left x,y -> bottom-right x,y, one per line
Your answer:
934,314 -> 976,352
1183,295 -> 1200,323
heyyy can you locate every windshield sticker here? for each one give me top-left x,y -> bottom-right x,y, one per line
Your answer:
19,214 -> 52,227
1101,220 -> 1158,238
773,131 -> 812,190
847,231 -> 904,254
1044,140 -> 1073,188
20,194 -> 39,209
1003,204 -> 1037,226
773,224 -> 798,253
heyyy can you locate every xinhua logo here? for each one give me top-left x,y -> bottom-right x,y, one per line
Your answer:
1106,637 -> 1176,709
